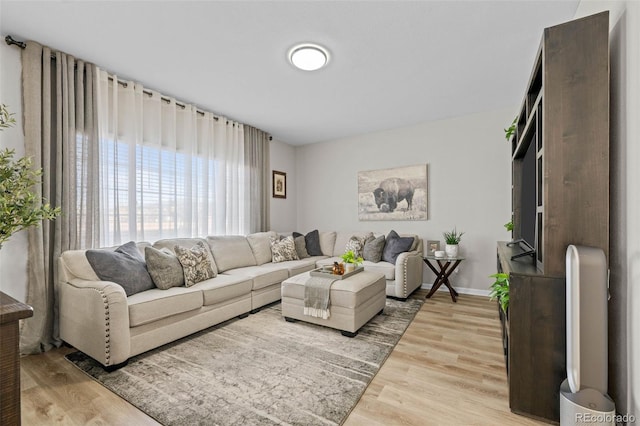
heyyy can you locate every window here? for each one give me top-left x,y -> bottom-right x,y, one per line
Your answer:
94,73 -> 248,246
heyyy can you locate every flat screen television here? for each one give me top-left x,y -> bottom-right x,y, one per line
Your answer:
509,130 -> 537,262
520,135 -> 537,251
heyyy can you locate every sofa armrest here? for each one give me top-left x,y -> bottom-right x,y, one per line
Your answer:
59,275 -> 130,367
392,251 -> 424,298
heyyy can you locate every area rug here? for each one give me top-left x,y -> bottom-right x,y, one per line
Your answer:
66,297 -> 423,426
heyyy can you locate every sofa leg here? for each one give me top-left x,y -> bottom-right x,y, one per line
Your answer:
250,308 -> 261,314
341,330 -> 358,338
104,359 -> 128,372
378,308 -> 384,315
284,317 -> 297,323
238,313 -> 249,319
387,295 -> 408,302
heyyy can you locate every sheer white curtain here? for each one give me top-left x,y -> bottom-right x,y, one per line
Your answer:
95,69 -> 247,245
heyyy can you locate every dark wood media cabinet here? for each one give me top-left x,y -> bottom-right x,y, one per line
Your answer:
501,11 -> 609,425
497,242 -> 565,423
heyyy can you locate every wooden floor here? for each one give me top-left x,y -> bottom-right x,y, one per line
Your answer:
20,290 -> 545,425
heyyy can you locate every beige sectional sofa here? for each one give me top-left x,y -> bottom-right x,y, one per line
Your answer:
58,230 -> 423,369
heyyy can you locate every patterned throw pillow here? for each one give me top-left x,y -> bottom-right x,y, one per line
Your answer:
345,236 -> 366,258
174,241 -> 217,287
270,236 -> 299,263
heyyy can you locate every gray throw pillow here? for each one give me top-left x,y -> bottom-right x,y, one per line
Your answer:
145,246 -> 185,290
174,241 -> 217,287
294,235 -> 309,259
363,235 -> 386,263
292,230 -> 322,256
382,230 -> 415,264
270,236 -> 299,263
86,241 -> 154,297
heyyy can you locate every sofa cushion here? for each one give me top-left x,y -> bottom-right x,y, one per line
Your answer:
403,233 -> 420,252
153,237 -> 210,254
175,241 -> 217,287
60,250 -> 100,281
315,256 -> 341,268
128,286 -> 203,327
207,236 -> 257,272
258,258 -> 317,277
319,231 -> 337,256
86,241 -> 154,297
332,232 -> 373,256
362,260 -> 395,280
145,246 -> 185,290
363,235 -> 386,262
193,275 -> 253,306
246,231 -> 277,265
222,266 -> 288,291
270,236 -> 299,263
293,235 -> 309,259
293,230 -> 323,256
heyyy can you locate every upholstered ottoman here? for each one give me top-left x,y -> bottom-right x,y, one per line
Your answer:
281,270 -> 386,337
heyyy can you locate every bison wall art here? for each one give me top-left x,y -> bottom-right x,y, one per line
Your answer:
358,164 -> 428,221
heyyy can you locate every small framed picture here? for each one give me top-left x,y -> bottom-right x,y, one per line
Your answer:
272,170 -> 287,199
427,240 -> 440,255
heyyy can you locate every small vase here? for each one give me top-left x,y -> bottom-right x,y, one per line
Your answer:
344,263 -> 356,273
445,244 -> 459,258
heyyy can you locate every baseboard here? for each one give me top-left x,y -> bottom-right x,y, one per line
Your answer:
420,283 -> 490,297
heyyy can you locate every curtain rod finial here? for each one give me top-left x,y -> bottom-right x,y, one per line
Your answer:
5,35 -> 26,49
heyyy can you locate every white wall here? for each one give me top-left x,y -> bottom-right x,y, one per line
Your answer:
0,42 -> 28,302
295,107 -> 514,294
268,138 -> 297,233
627,3 -> 640,418
573,0 -> 639,418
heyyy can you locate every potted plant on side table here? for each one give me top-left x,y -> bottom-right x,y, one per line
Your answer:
341,250 -> 363,273
443,227 -> 464,258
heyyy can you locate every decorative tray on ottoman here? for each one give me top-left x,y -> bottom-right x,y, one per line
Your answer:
310,266 -> 364,280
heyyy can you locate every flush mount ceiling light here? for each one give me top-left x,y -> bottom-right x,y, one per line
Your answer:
288,43 -> 329,71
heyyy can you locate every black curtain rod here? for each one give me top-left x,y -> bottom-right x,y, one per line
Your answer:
4,34 -> 273,139
5,35 -> 222,121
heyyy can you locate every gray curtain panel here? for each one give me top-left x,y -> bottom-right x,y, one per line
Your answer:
244,125 -> 270,233
20,41 -> 100,354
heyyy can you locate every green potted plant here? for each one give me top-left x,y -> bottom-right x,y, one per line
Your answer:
443,227 -> 464,258
0,103 -> 60,249
341,250 -> 363,273
489,272 -> 509,314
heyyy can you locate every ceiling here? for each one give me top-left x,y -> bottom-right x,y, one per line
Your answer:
1,1 -> 579,145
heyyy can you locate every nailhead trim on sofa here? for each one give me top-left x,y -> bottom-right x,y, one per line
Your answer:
94,288 -> 112,365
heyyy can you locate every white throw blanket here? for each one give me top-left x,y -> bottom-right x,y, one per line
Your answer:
304,275 -> 337,319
